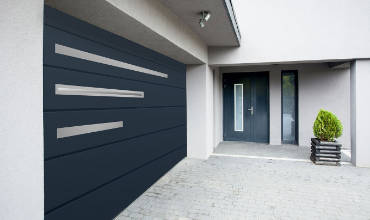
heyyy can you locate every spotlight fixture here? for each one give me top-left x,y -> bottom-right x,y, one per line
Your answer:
199,11 -> 211,28
200,20 -> 205,28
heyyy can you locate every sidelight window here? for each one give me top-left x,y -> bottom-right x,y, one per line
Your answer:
234,84 -> 243,131
282,71 -> 298,144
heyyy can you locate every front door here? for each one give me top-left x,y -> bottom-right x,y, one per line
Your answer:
223,72 -> 269,142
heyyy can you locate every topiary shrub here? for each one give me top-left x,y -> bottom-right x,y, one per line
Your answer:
313,109 -> 343,141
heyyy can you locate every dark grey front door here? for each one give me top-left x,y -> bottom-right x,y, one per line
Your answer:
223,72 -> 269,142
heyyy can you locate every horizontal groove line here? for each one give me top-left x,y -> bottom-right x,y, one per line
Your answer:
44,23 -> 183,73
43,64 -> 185,90
44,105 -> 186,113
44,124 -> 186,161
45,144 -> 185,215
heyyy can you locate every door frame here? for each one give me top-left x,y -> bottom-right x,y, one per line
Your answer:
222,71 -> 270,143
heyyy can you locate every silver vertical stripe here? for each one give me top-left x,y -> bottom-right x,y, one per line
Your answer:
55,43 -> 168,78
57,121 -> 124,139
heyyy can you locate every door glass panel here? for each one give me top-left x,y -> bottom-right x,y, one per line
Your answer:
282,72 -> 298,144
234,84 -> 243,131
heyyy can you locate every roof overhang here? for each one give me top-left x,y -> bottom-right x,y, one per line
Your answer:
159,0 -> 241,46
44,0 -> 241,64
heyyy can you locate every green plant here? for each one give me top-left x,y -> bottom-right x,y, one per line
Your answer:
313,109 -> 343,141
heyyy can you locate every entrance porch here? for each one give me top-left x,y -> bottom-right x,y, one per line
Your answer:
209,62 -> 353,163
213,141 -> 351,163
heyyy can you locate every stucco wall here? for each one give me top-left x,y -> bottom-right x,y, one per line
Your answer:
107,0 -> 208,63
0,1 -> 44,219
220,63 -> 351,148
269,70 -> 282,145
298,64 -> 350,148
209,0 -> 370,65
186,64 -> 214,159
350,59 -> 370,167
213,68 -> 223,148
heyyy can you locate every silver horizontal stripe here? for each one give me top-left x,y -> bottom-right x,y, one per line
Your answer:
55,84 -> 144,98
57,121 -> 123,139
55,43 -> 168,78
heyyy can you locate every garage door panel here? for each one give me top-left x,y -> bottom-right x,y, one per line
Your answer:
44,107 -> 185,159
44,7 -> 184,74
45,126 -> 185,212
44,66 -> 185,110
45,147 -> 185,220
44,6 -> 186,219
44,26 -> 185,88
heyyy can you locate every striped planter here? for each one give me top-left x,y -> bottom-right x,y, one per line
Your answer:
310,138 -> 341,166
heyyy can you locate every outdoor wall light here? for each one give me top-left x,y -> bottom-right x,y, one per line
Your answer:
199,11 -> 211,28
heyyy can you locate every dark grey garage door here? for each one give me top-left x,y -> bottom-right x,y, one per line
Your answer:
44,6 -> 186,220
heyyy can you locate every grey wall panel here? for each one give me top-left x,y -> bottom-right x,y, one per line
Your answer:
44,25 -> 185,88
44,6 -> 184,73
44,107 -> 185,159
45,147 -> 185,220
45,126 -> 185,212
44,66 -> 185,110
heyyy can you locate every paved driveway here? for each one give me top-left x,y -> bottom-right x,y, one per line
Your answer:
116,156 -> 370,220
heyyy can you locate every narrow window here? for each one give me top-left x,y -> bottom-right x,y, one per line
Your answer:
282,71 -> 298,144
234,84 -> 243,131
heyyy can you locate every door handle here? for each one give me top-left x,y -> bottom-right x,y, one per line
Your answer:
248,106 -> 254,115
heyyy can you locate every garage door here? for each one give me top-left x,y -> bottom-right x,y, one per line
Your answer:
44,6 -> 186,220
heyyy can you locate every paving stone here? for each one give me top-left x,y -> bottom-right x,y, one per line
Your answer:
115,156 -> 370,219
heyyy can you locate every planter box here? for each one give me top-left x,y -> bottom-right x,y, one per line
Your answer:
310,138 -> 341,166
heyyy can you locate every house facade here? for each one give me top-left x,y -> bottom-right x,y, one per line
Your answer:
1,0 -> 370,219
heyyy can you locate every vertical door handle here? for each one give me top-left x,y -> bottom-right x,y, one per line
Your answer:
248,106 -> 254,115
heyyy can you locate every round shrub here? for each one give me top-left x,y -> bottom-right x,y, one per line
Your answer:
313,109 -> 343,141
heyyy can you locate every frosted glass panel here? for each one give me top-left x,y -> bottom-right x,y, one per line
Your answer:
282,72 -> 297,144
234,84 -> 243,131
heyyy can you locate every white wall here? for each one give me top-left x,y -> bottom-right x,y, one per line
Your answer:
213,68 -> 223,148
186,64 -> 214,159
0,1 -> 44,219
350,62 -> 357,164
220,63 -> 351,148
298,64 -> 350,147
350,59 -> 370,167
206,66 -> 214,152
107,0 -> 208,62
209,0 -> 370,65
269,70 -> 282,145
